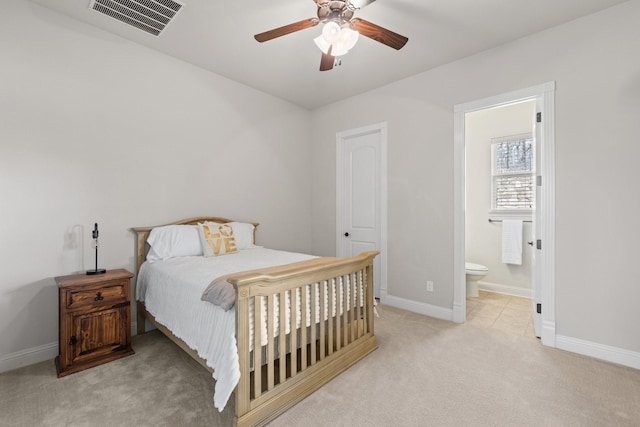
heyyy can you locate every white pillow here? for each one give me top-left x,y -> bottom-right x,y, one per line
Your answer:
146,225 -> 202,262
229,222 -> 258,250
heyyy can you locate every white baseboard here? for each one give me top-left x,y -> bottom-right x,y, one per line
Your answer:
5,314 -> 636,375
452,299 -> 465,324
0,342 -> 58,374
556,335 -> 640,370
541,320 -> 556,348
381,292 -> 453,321
478,280 -> 533,299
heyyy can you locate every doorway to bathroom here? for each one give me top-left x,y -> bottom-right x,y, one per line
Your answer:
466,100 -> 536,336
453,82 -> 556,347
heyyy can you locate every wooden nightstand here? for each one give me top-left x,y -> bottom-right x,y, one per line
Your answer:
55,269 -> 134,377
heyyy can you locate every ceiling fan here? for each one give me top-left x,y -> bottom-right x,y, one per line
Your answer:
254,0 -> 408,71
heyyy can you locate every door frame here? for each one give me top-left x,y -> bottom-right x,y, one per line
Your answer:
336,122 -> 388,299
453,82 -> 556,347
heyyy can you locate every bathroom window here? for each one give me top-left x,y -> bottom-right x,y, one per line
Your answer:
490,135 -> 535,216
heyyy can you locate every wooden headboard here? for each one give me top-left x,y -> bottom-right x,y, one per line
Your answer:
130,217 -> 259,276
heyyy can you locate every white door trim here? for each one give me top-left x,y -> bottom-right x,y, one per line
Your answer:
453,82 -> 556,347
336,122 -> 388,299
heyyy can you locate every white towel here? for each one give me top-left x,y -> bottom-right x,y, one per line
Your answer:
502,220 -> 523,265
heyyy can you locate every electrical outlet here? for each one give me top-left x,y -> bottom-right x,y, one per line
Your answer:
426,281 -> 434,292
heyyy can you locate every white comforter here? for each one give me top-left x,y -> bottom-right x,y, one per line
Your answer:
136,248 -> 315,411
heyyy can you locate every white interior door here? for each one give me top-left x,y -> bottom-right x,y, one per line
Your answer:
336,123 -> 387,298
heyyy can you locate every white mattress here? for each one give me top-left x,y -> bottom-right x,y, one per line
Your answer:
136,247 -> 315,411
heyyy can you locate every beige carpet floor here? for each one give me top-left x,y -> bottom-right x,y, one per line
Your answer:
1,303 -> 639,427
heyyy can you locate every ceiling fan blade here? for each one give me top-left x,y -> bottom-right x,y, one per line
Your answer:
351,18 -> 408,50
348,0 -> 377,9
320,47 -> 334,71
254,18 -> 319,43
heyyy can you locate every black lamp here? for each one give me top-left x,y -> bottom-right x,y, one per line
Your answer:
86,223 -> 106,275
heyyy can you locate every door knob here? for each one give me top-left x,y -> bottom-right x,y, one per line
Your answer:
344,232 -> 350,237
527,241 -> 534,246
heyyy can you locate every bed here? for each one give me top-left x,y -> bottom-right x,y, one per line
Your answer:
132,217 -> 379,427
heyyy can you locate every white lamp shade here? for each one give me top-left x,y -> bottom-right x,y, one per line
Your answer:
331,40 -> 349,57
340,28 -> 359,51
314,35 -> 331,54
321,21 -> 341,44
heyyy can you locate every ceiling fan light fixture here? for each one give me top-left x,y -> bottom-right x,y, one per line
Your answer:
315,20 -> 359,57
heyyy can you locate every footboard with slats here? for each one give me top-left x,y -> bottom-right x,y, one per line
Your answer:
230,251 -> 378,427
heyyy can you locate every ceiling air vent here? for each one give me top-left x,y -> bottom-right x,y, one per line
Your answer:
90,0 -> 184,36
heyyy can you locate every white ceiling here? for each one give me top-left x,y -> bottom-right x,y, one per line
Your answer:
32,0 -> 628,109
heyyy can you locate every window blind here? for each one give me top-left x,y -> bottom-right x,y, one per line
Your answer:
491,136 -> 534,211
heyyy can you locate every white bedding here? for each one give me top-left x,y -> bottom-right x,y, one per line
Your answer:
136,248 -> 316,411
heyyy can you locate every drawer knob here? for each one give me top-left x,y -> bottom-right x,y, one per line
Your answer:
94,291 -> 104,301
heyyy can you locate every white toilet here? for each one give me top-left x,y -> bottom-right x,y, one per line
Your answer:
465,262 -> 488,297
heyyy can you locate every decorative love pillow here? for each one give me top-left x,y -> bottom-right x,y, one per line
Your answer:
198,222 -> 238,257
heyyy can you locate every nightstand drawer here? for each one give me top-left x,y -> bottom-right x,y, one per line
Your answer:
66,281 -> 127,309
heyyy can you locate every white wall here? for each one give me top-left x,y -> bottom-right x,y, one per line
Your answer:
465,101 -> 535,296
311,1 -> 640,355
3,0 -> 640,372
0,1 -> 312,369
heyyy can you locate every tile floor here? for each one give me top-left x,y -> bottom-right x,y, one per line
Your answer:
466,290 -> 535,338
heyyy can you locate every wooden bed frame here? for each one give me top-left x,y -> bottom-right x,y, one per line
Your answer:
132,217 -> 379,427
